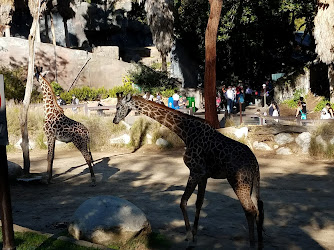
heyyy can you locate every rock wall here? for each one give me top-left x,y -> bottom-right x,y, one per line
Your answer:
274,67 -> 310,102
0,37 -> 134,89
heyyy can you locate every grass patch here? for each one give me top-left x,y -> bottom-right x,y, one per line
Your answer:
0,229 -> 97,250
107,231 -> 172,250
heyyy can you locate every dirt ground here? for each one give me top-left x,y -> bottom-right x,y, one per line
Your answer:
6,146 -> 334,250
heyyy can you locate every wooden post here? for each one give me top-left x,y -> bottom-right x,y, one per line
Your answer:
0,74 -> 16,250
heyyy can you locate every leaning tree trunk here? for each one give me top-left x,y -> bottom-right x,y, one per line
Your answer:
20,2 -> 40,175
204,0 -> 223,128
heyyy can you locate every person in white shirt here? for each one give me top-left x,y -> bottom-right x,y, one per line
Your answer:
143,91 -> 154,101
225,86 -> 234,114
320,103 -> 333,119
172,91 -> 180,108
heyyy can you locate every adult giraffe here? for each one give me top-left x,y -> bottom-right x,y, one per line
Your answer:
34,67 -> 96,186
113,93 -> 264,247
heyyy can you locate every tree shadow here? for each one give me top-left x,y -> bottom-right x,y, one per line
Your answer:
8,151 -> 334,249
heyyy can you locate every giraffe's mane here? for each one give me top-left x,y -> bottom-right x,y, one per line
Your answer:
131,95 -> 210,124
40,75 -> 64,113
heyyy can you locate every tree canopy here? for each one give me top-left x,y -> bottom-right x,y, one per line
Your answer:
175,0 -> 317,88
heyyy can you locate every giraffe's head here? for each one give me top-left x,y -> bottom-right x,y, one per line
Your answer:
34,66 -> 49,83
113,93 -> 133,124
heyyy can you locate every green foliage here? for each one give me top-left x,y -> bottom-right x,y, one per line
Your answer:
58,82 -> 139,104
0,229 -> 97,250
314,97 -> 334,112
174,0 -> 317,86
50,81 -> 64,96
127,64 -> 179,97
0,67 -> 41,102
281,89 -> 305,108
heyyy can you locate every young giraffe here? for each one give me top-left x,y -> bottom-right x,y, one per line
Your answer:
34,67 -> 96,185
113,93 -> 264,247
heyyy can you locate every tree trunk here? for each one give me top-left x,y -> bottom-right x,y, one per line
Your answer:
50,13 -> 58,82
63,18 -> 70,47
20,7 -> 39,175
36,18 -> 41,42
329,64 -> 334,102
161,52 -> 167,72
4,25 -> 10,37
0,25 -> 5,37
204,0 -> 223,128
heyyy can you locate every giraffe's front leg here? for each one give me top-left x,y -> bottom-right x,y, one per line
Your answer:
46,136 -> 56,183
192,177 -> 207,242
180,173 -> 198,242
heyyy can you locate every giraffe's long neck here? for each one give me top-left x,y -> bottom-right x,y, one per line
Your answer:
130,96 -> 211,143
39,76 -> 63,117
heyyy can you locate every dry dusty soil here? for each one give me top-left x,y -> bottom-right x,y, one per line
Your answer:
6,146 -> 334,249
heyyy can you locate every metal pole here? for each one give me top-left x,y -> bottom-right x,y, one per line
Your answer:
0,146 -> 16,250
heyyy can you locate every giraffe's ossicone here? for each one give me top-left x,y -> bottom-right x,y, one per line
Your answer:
34,67 -> 96,186
113,93 -> 264,248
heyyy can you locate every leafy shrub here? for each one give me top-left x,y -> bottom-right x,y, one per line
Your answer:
281,89 -> 305,108
0,67 -> 41,102
127,63 -> 180,97
313,97 -> 334,112
50,82 -> 64,96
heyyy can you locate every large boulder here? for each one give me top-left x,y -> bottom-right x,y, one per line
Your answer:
7,161 -> 23,180
274,133 -> 294,145
295,132 -> 312,154
68,196 -> 151,246
253,141 -> 272,151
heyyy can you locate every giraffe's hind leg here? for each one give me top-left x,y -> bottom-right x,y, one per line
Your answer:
72,139 -> 96,186
46,136 -> 56,183
232,180 -> 258,248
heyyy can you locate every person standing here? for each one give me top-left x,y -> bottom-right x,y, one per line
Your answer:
72,95 -> 79,113
295,97 -> 307,120
320,103 -> 333,119
172,90 -> 180,109
226,86 -> 234,114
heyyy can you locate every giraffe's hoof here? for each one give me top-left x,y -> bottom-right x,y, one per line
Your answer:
185,231 -> 192,242
90,182 -> 96,187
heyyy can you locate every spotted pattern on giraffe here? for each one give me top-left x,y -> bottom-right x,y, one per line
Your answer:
113,94 -> 264,247
34,67 -> 96,185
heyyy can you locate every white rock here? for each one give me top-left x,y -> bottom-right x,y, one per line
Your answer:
109,134 -> 131,144
15,138 -> 35,150
156,138 -> 169,147
330,137 -> 334,145
295,132 -> 312,154
276,147 -> 293,155
253,141 -> 272,151
68,196 -> 151,246
274,133 -> 294,145
234,127 -> 248,139
273,145 -> 279,149
146,134 -> 152,144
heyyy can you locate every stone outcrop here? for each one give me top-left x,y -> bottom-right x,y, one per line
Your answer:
0,37 -> 134,89
68,196 -> 151,246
